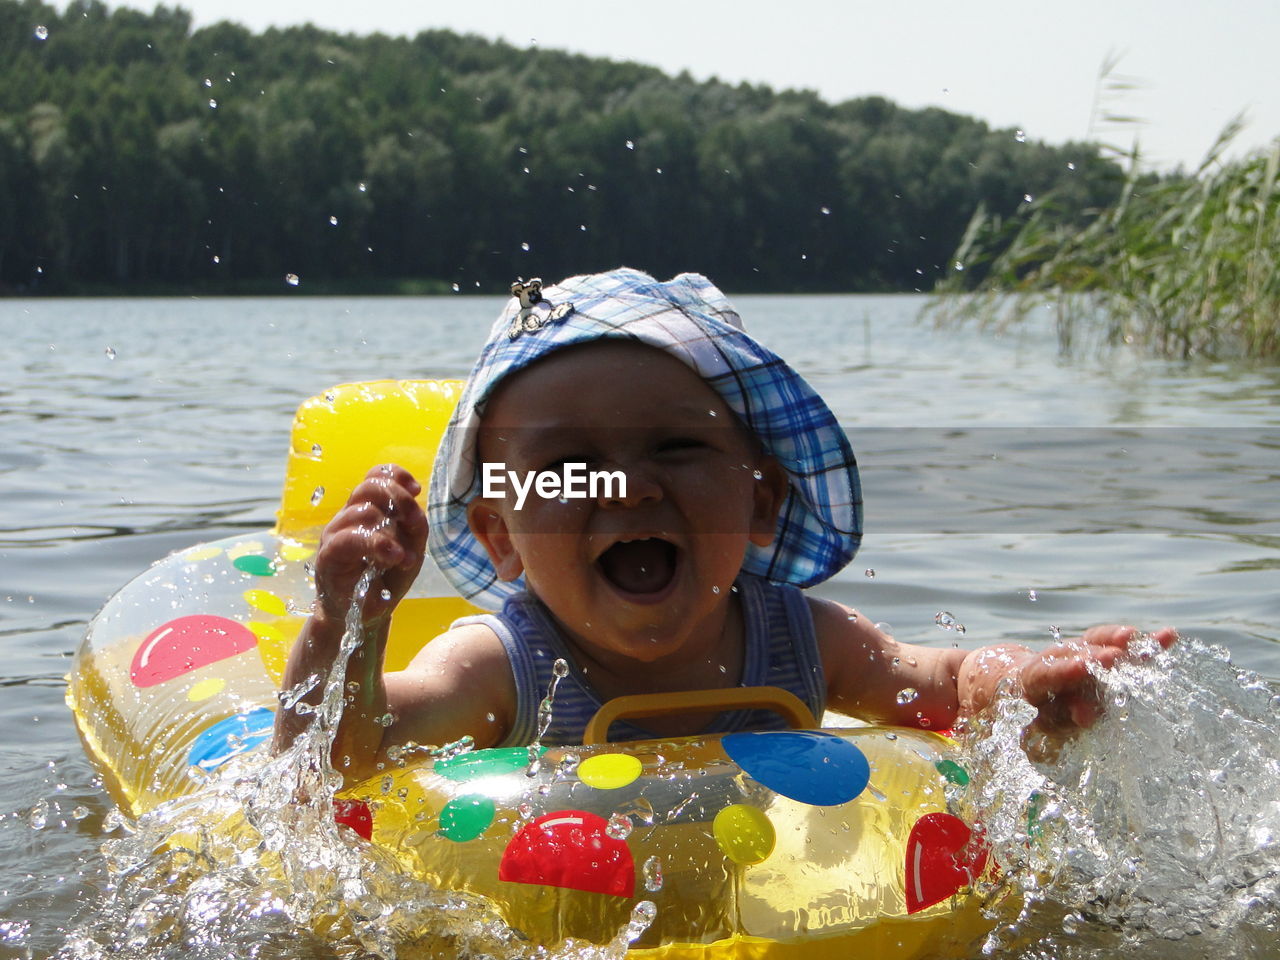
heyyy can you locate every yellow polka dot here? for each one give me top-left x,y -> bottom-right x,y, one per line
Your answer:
248,620 -> 284,644
279,540 -> 313,562
244,589 -> 287,617
578,753 -> 642,790
713,804 -> 775,865
252,620 -> 295,685
182,545 -> 222,562
226,541 -> 265,561
187,677 -> 225,701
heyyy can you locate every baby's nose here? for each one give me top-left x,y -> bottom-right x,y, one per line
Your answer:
595,462 -> 661,508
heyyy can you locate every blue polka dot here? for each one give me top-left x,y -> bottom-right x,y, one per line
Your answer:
722,731 -> 870,806
188,707 -> 276,770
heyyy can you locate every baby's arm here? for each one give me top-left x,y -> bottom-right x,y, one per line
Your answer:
270,464 -> 514,783
811,597 -> 1175,733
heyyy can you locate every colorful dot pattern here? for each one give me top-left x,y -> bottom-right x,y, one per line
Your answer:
131,537 -> 983,922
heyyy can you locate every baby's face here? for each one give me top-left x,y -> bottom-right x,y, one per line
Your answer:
468,341 -> 786,667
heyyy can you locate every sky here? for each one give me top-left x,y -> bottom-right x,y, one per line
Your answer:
111,0 -> 1277,172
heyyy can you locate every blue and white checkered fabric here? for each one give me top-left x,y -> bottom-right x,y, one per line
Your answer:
427,267 -> 862,610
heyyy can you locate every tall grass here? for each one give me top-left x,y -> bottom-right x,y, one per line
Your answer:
935,120 -> 1280,359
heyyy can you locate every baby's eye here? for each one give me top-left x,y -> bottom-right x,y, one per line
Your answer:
542,456 -> 594,473
655,437 -> 707,454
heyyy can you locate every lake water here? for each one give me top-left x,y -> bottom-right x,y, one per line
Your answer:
1,293 -> 1278,958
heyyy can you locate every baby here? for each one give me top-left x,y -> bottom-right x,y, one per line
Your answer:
273,268 -> 1174,782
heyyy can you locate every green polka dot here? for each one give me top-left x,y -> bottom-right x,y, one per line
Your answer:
435,746 -> 544,782
935,759 -> 970,786
439,795 -> 495,842
233,555 -> 275,576
1026,790 -> 1046,840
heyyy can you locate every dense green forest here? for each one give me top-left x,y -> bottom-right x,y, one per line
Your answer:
2,0 -> 1125,294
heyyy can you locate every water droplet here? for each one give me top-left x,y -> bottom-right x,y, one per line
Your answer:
485,711 -> 496,722
329,215 -> 338,226
345,680 -> 360,693
376,712 -> 396,727
643,856 -> 664,891
864,568 -> 875,579
285,273 -> 300,286
1049,625 -> 1062,641
310,442 -> 323,458
896,687 -> 920,705
579,224 -> 587,231
203,77 -> 212,87
846,612 -> 858,622
953,260 -> 965,271
357,181 -> 367,192
451,282 -> 460,292
752,468 -> 763,480
379,588 -> 391,601
935,611 -> 966,634
917,714 -> 932,728
820,205 -> 831,215
34,24 -> 49,39
1023,193 -> 1034,203
627,901 -> 657,941
552,658 -> 569,679
518,801 -> 534,820
211,254 -> 220,264
27,799 -> 49,830
606,812 -> 633,840
712,585 -> 720,595
1028,589 -> 1038,602
72,805 -> 90,820
1014,129 -> 1027,143
1067,161 -> 1076,171
208,98 -> 218,109
310,486 -> 325,506
625,139 -> 635,150
874,621 -> 893,636
520,241 -> 530,252
104,346 -> 117,360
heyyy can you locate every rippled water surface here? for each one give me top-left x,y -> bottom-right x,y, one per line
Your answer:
1,293 -> 1278,958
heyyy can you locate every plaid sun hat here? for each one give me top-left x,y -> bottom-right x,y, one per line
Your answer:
427,267 -> 862,610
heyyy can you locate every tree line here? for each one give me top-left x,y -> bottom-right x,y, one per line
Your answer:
1,0 -> 1126,294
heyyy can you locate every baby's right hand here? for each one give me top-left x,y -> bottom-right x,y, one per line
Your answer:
312,464 -> 427,626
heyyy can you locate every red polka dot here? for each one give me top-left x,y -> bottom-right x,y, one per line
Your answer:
499,810 -> 634,898
129,615 -> 258,687
905,813 -> 989,913
334,799 -> 374,840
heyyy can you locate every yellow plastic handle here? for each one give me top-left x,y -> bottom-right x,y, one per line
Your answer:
582,686 -> 818,745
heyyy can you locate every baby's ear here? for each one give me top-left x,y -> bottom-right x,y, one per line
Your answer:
466,499 -> 525,581
748,456 -> 790,548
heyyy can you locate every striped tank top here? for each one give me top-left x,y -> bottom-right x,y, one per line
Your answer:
451,573 -> 826,747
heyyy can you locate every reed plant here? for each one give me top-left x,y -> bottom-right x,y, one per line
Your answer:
935,119 -> 1280,359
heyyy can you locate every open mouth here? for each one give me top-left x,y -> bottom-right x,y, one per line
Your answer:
596,538 -> 679,598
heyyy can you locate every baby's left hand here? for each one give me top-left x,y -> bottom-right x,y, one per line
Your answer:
1018,624 -> 1177,732
960,625 -> 1177,734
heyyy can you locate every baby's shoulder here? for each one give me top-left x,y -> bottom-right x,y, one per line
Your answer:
403,618 -> 510,674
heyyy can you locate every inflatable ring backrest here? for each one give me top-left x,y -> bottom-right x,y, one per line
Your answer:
68,380 -> 481,813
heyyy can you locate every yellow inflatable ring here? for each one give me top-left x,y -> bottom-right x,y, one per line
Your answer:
67,380 -> 995,958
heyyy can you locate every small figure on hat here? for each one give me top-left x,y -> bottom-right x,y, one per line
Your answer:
273,268 -> 1175,780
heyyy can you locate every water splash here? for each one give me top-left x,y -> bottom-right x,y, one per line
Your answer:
959,636 -> 1280,958
528,658 -> 569,776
